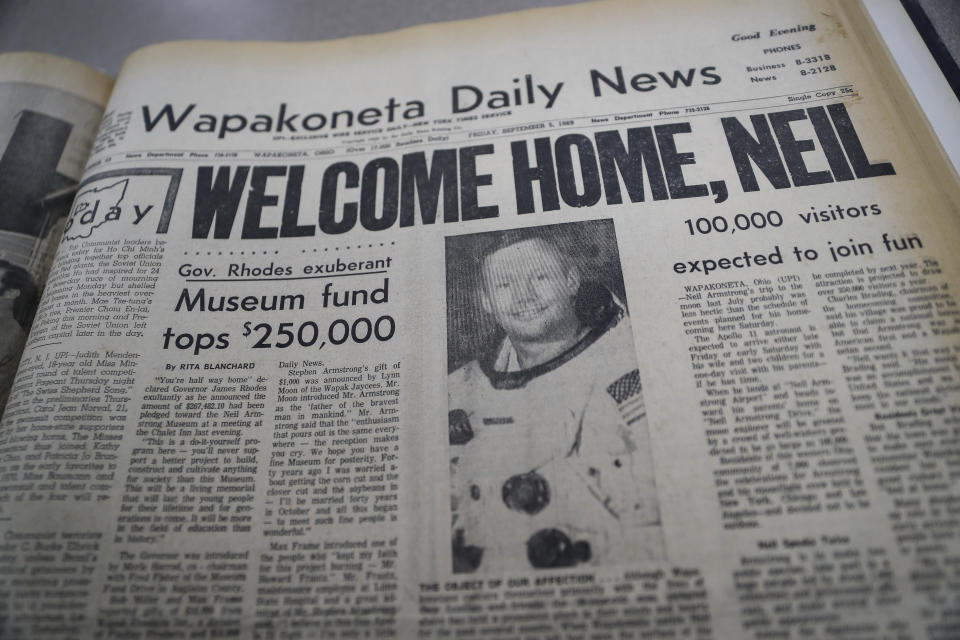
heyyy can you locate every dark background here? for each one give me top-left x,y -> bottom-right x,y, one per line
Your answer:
0,0 -> 956,79
0,0 -> 582,76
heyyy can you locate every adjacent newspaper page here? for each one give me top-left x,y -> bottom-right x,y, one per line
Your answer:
2,0 -> 959,638
0,53 -> 112,410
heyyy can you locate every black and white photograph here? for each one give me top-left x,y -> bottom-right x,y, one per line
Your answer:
0,83 -> 101,260
0,260 -> 37,406
445,220 -> 664,573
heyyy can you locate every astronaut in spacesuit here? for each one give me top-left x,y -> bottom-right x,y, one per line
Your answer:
447,229 -> 663,573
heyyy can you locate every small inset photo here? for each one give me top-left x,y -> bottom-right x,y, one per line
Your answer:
445,219 -> 664,573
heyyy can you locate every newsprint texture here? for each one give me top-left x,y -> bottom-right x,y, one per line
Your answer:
1,1 -> 959,639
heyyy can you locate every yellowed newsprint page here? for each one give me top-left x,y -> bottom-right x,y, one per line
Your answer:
0,53 -> 112,411
2,0 -> 959,638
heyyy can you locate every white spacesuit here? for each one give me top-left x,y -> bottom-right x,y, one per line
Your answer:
448,292 -> 663,573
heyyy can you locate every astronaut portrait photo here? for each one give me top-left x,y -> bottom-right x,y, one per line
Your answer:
445,220 -> 664,573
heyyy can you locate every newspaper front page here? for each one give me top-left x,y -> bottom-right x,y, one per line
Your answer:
2,0 -> 959,638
